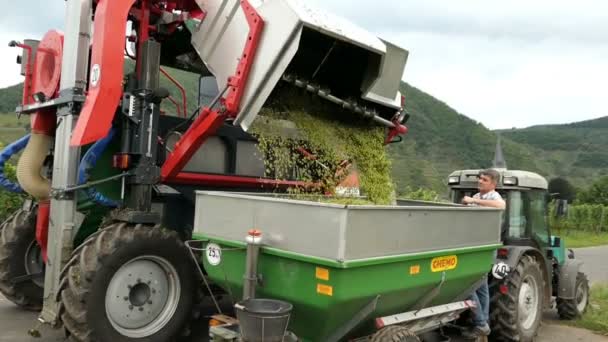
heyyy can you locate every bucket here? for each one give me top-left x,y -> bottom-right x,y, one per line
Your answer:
235,298 -> 293,342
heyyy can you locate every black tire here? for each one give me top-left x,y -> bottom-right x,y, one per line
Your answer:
0,208 -> 44,310
490,255 -> 544,342
59,222 -> 197,342
371,326 -> 421,342
557,272 -> 589,320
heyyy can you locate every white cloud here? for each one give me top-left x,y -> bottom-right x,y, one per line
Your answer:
0,1 -> 64,89
308,0 -> 608,129
1,0 -> 607,129
0,32 -> 25,88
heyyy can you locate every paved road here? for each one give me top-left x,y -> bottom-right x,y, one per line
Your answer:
2,298 -> 605,342
575,245 -> 608,284
1,246 -> 607,342
0,295 -> 63,342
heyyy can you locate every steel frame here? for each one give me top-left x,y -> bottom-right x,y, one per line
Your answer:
40,0 -> 92,324
161,0 -> 265,181
375,300 -> 475,333
39,0 -> 268,323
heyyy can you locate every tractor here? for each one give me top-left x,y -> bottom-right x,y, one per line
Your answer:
0,0 -> 410,341
447,141 -> 590,341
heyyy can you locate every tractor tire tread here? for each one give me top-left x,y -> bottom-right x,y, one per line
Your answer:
556,272 -> 589,320
489,254 -> 543,342
0,208 -> 42,311
60,222 -> 196,342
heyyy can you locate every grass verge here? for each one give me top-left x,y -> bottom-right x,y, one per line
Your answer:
556,230 -> 608,248
567,284 -> 608,335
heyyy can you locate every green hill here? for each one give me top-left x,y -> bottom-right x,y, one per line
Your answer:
498,117 -> 608,186
0,68 -> 604,193
0,82 -> 30,145
388,84 -> 544,194
392,84 -> 607,192
0,84 -> 23,113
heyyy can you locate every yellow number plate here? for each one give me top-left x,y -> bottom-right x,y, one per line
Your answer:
431,255 -> 458,272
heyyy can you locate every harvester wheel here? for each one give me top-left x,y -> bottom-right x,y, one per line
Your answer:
0,208 -> 43,310
490,255 -> 543,342
557,272 -> 589,320
371,325 -> 420,342
59,222 -> 196,342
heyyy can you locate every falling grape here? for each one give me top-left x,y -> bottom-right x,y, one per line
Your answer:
250,86 -> 396,205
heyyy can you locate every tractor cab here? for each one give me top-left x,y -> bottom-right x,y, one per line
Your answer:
447,169 -> 556,258
447,162 -> 588,341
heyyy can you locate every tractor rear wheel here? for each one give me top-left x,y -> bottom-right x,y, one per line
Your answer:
490,255 -> 544,342
0,208 -> 44,310
59,222 -> 197,342
557,272 -> 589,320
371,326 -> 421,342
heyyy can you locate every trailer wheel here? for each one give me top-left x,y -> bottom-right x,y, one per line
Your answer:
490,254 -> 543,342
371,326 -> 421,342
59,222 -> 196,342
557,272 -> 589,320
0,208 -> 43,310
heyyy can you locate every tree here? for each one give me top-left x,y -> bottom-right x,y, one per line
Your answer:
548,177 -> 577,202
577,176 -> 608,205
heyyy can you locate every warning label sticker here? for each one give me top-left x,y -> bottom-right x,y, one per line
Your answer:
205,243 -> 222,266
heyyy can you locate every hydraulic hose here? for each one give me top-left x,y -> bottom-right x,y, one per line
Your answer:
16,132 -> 52,200
78,128 -> 120,208
0,134 -> 29,193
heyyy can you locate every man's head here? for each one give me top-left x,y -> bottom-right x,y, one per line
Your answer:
478,169 -> 500,193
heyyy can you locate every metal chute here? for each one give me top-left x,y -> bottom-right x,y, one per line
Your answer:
191,0 -> 408,130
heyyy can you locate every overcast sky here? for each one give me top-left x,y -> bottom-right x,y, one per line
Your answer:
1,0 -> 606,129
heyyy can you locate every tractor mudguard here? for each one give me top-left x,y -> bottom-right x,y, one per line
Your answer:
557,259 -> 583,300
495,246 -> 537,273
494,245 -> 552,306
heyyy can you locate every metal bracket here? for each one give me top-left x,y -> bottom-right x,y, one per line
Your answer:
152,184 -> 181,197
110,209 -> 161,224
16,91 -> 86,115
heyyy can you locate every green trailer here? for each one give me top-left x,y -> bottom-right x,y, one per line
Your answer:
192,192 -> 503,341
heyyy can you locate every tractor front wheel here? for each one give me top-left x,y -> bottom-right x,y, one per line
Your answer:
490,255 -> 544,342
557,272 -> 589,320
59,222 -> 197,342
0,208 -> 44,310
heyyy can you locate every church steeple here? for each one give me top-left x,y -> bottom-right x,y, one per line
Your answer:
493,135 -> 507,171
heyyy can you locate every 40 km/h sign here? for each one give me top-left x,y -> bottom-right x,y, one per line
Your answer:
431,255 -> 458,272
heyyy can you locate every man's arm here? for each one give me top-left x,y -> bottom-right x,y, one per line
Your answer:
462,196 -> 506,209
